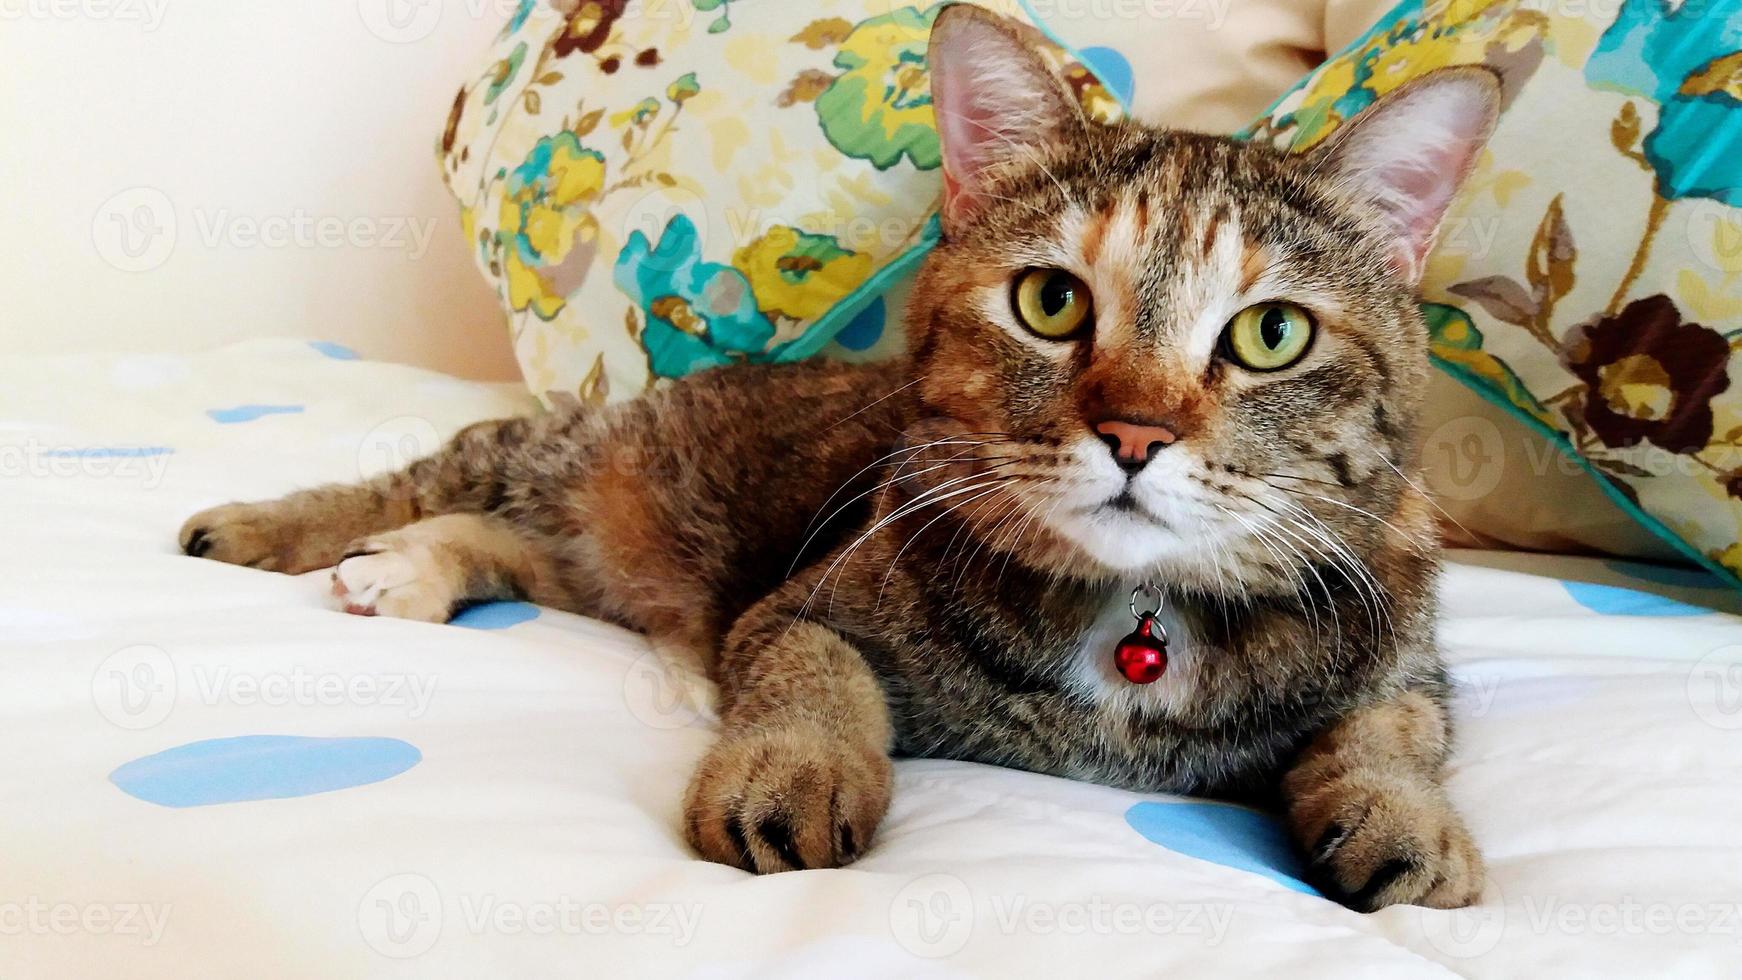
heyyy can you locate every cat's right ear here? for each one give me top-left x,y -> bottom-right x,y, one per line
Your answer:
928,4 -> 1083,233
1308,67 -> 1501,283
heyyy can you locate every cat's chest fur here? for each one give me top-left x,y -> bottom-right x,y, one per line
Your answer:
866,574 -> 1314,796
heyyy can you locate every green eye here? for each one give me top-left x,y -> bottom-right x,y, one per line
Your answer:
1224,302 -> 1315,371
1012,268 -> 1093,339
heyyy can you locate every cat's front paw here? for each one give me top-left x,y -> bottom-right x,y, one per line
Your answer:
330,536 -> 458,623
1292,771 -> 1484,911
684,725 -> 891,873
180,501 -> 316,573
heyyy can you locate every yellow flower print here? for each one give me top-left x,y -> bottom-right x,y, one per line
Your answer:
666,72 -> 700,106
1275,56 -> 1358,151
732,225 -> 873,322
497,131 -> 607,319
814,6 -> 942,171
611,97 -> 661,128
1365,28 -> 1464,96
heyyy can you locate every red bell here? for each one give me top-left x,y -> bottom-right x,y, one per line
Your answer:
1114,613 -> 1168,684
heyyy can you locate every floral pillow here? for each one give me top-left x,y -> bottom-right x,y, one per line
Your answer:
1248,0 -> 1742,587
438,0 -> 1119,406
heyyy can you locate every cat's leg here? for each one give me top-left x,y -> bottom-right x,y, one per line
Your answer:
329,512 -> 581,622
1281,688 -> 1484,911
683,605 -> 894,873
179,416 -> 537,573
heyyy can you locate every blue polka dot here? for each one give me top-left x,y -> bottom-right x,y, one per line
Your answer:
110,735 -> 421,808
309,341 -> 361,360
206,404 -> 304,424
1562,580 -> 1712,617
1125,801 -> 1320,896
1079,46 -> 1135,106
1602,560 -> 1727,591
834,297 -> 886,352
450,601 -> 539,629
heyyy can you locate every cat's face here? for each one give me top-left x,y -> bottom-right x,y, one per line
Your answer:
904,6 -> 1498,588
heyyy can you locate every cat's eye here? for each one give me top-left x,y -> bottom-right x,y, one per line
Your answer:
1223,302 -> 1315,371
1012,268 -> 1093,339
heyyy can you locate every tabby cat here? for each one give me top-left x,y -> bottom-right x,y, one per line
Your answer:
178,5 -> 1500,910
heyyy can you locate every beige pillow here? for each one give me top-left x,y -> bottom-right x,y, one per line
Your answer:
1052,0 -> 1352,133
1417,373 -> 1686,563
1248,0 -> 1742,584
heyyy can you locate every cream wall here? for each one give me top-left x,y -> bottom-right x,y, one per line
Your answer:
0,0 -> 522,380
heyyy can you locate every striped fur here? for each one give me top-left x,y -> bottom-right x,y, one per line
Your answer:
177,6 -> 1498,909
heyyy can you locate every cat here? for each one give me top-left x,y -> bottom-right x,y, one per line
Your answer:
177,4 -> 1500,911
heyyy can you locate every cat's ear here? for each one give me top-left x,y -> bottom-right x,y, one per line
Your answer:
928,4 -> 1083,232
1310,67 -> 1501,283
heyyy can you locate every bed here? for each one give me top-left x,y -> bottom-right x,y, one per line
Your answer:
5,341 -> 1740,977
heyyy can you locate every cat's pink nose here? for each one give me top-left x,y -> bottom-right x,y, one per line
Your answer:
1093,419 -> 1176,472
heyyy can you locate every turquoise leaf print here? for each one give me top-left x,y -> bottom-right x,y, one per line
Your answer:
1585,0 -> 1742,205
613,214 -> 777,379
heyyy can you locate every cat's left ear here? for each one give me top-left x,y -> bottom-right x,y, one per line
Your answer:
928,3 -> 1084,233
1310,67 -> 1501,283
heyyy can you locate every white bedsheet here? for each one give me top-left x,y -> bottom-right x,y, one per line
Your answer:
3,341 -> 1740,978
